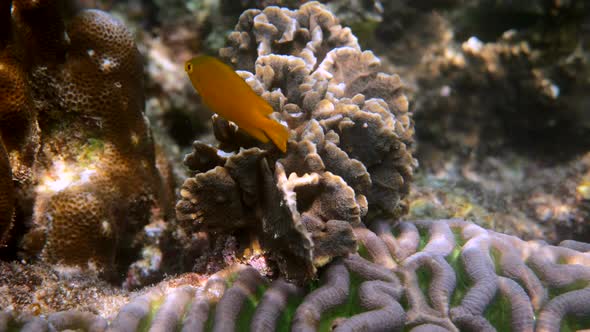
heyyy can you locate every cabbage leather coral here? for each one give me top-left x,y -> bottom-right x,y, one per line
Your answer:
4,218 -> 590,331
0,0 -> 170,275
176,1 -> 415,281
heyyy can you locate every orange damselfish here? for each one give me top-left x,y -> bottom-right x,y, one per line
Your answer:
185,55 -> 288,153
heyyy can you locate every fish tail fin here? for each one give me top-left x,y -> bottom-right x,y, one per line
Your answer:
245,127 -> 270,144
263,118 -> 289,153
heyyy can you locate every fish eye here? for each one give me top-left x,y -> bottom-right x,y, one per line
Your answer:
185,62 -> 193,73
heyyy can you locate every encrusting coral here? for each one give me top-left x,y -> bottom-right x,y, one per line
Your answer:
4,218 -> 590,331
0,0 -> 171,277
176,1 -> 416,281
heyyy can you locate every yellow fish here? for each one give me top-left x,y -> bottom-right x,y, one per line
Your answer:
185,55 -> 288,153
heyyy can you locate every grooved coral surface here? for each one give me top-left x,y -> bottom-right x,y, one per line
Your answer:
176,1 -> 416,282
4,218 -> 590,331
0,0 -> 170,275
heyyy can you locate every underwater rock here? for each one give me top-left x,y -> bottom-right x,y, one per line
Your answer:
176,1 -> 416,281
375,0 -> 590,160
367,0 -> 590,242
0,0 -> 171,277
4,218 -> 590,331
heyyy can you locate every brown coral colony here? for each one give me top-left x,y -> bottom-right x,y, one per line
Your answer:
0,137 -> 13,246
0,0 -> 169,275
176,2 -> 416,281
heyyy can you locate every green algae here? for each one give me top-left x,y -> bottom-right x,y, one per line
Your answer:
415,265 -> 434,308
199,271 -> 361,331
417,226 -> 430,252
548,280 -> 589,300
524,257 -> 589,301
5,321 -> 20,332
77,138 -> 105,165
204,302 -> 216,332
560,313 -> 590,332
275,292 -> 303,332
490,247 -> 503,274
317,271 -> 364,332
447,227 -> 471,307
223,270 -> 241,288
483,291 -> 512,332
178,299 -> 194,332
447,247 -> 470,308
357,242 -> 370,260
485,247 -> 514,330
138,297 -> 164,332
235,284 -> 267,332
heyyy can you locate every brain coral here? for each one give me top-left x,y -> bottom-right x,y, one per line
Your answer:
4,218 -> 590,331
0,0 -> 170,275
176,1 -> 416,281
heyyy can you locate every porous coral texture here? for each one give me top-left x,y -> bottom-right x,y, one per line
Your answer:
5,218 -> 590,331
0,138 -> 13,245
0,0 -> 170,276
177,1 -> 415,281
